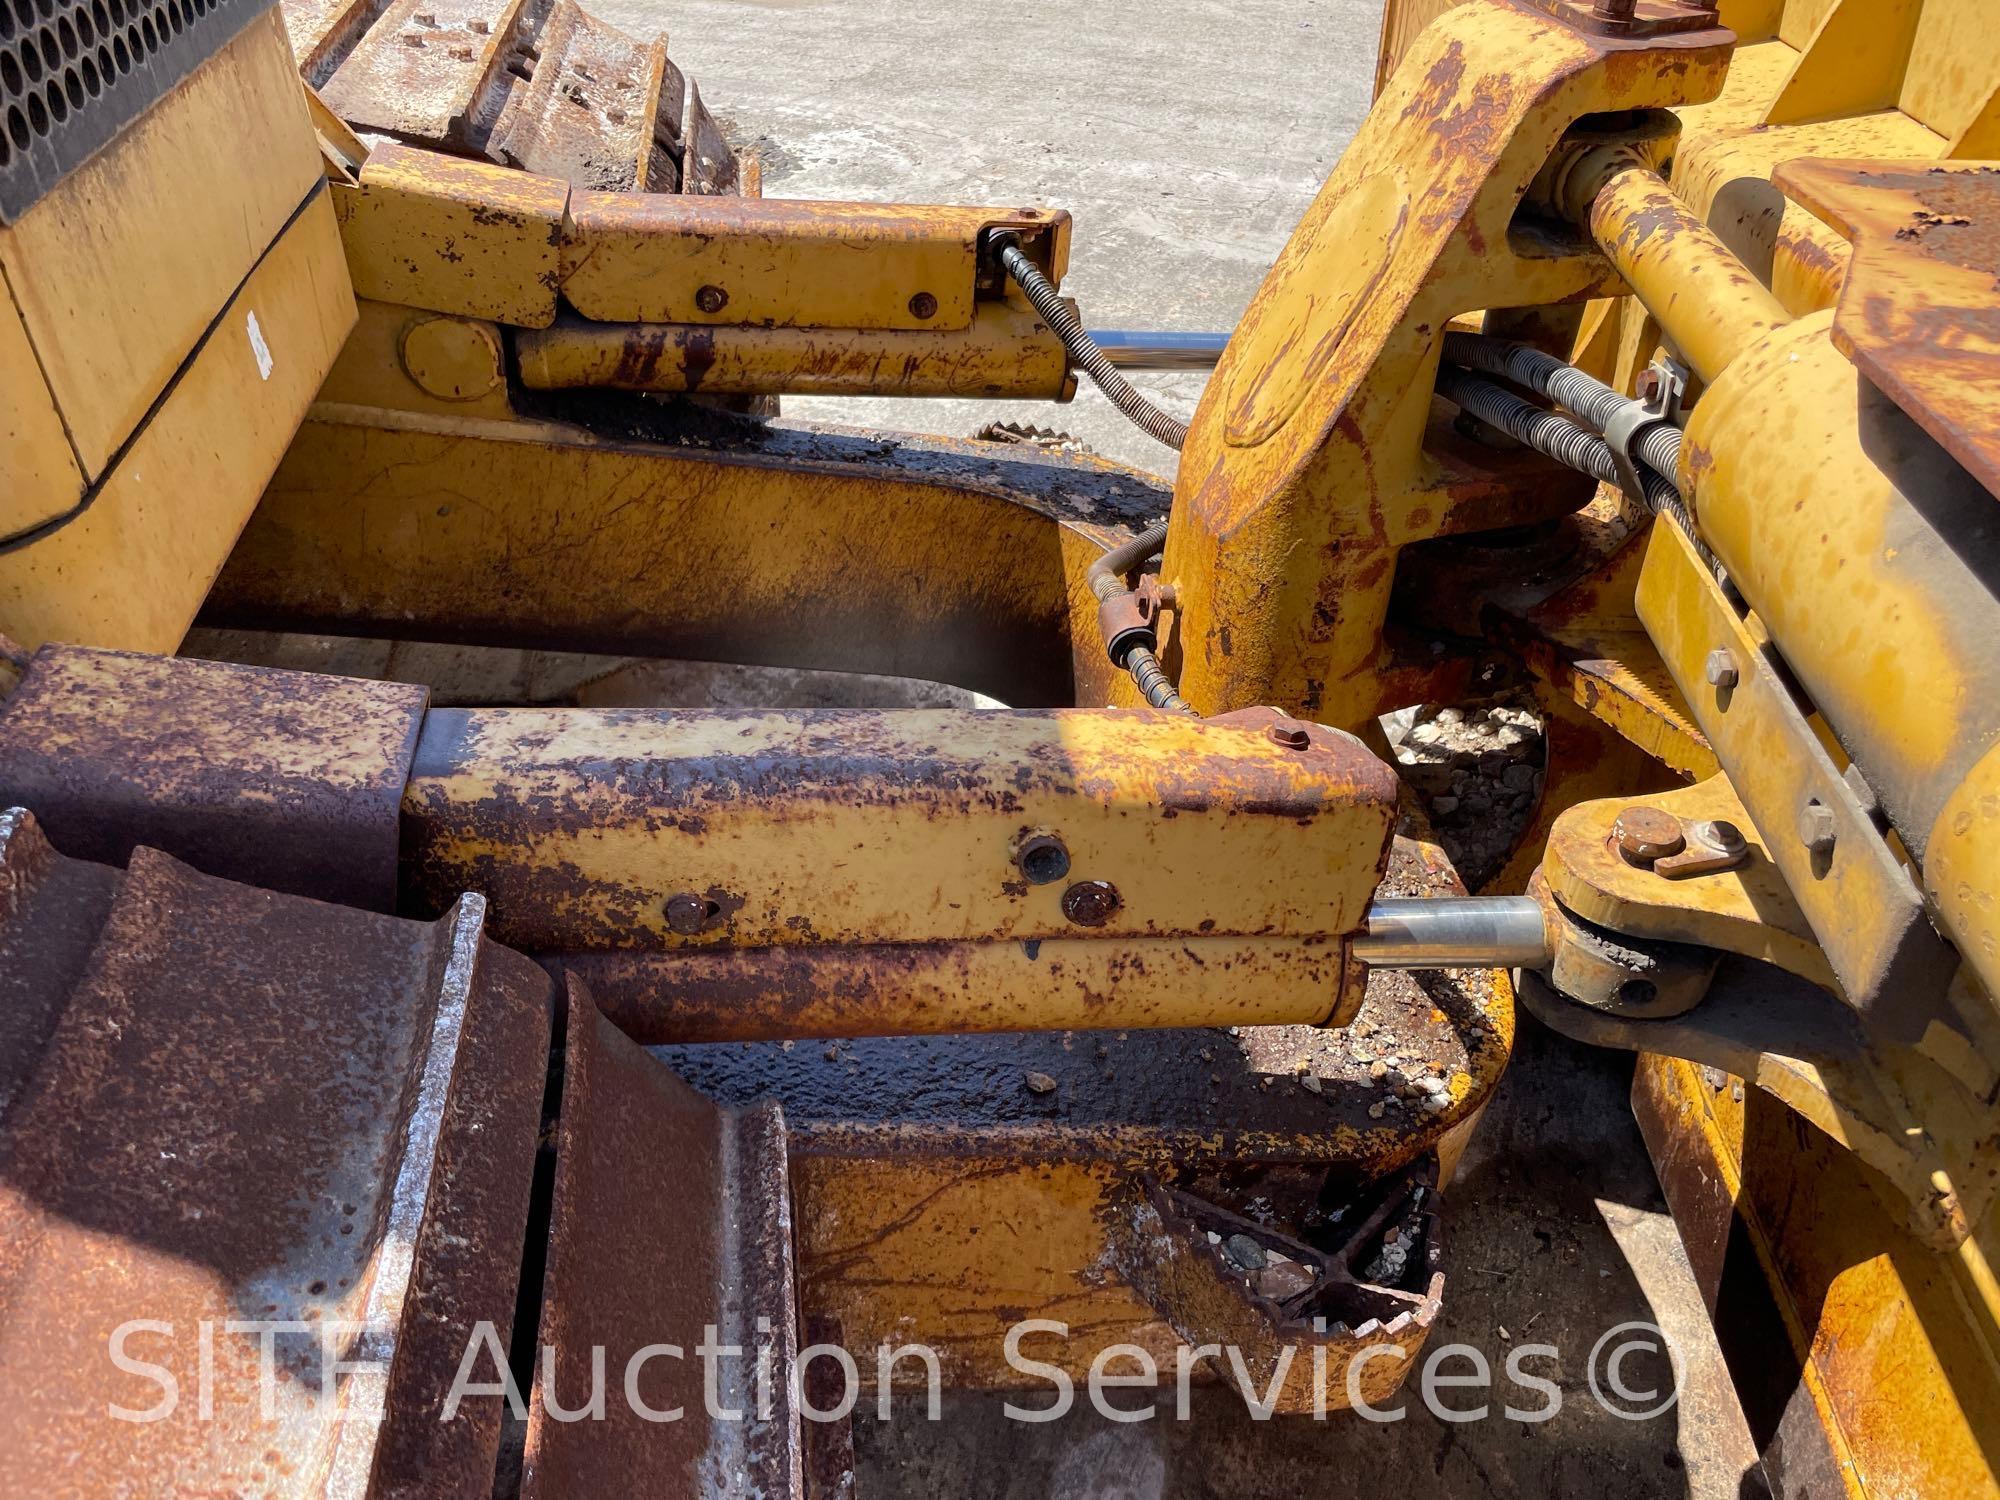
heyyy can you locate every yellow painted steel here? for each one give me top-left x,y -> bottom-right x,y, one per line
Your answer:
317,299 -> 516,421
334,144 -> 569,327
397,316 -> 508,404
0,290 -> 82,537
0,192 -> 357,652
566,936 -> 1366,1040
1636,1054 -> 2000,1499
329,143 -> 1073,400
401,708 -> 1397,950
1929,743 -> 2000,986
1161,4 -> 1731,730
1678,313 -> 2000,1006
1351,1 -> 2000,1486
1574,156 -> 1794,384
1544,776 -> 1838,990
516,301 -> 1073,399
0,11 -> 325,479
208,404 -> 1145,707
560,191 -> 1066,331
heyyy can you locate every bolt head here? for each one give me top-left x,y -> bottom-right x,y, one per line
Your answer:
665,892 -> 719,935
1266,719 -> 1312,750
1800,799 -> 1838,857
908,291 -> 938,320
1061,880 -> 1122,927
1017,833 -> 1071,886
694,284 -> 728,314
1693,819 -> 1746,855
1613,806 -> 1686,865
1704,648 -> 1739,689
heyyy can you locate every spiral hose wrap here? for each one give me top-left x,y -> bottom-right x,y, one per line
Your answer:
998,239 -> 1191,452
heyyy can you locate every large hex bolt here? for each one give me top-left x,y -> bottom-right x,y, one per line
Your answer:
1799,798 -> 1838,860
1704,648 -> 1739,690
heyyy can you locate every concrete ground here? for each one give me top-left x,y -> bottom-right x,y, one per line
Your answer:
561,1 -> 1768,1492
594,0 -> 1390,483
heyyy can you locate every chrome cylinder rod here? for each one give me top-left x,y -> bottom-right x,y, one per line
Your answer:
1353,897 -> 1552,970
1084,330 -> 1231,370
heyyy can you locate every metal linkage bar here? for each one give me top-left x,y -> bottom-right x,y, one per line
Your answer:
1353,897 -> 1554,970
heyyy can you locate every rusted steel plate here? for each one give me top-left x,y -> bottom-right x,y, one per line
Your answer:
1776,158 -> 2000,500
554,934 -> 1353,1041
487,0 -> 686,193
0,811 -> 551,1496
299,0 -> 736,196
523,978 -> 800,1497
401,706 -> 1398,949
285,0 -> 383,87
0,644 -> 427,911
678,76 -> 739,195
646,839 -> 1505,1398
321,0 -> 533,150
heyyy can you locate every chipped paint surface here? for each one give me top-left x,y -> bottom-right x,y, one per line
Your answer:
403,706 -> 1398,1033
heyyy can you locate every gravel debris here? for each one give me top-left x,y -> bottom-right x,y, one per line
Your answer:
1222,1233 -> 1268,1270
1384,697 -> 1546,888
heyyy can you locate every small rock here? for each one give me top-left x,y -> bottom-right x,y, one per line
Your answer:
1198,1047 -> 1214,1063
1251,1256 -> 1318,1301
1368,1100 -> 1388,1119
1351,1048 -> 1375,1063
1025,1070 -> 1057,1095
1300,1074 -> 1323,1094
1414,1074 -> 1448,1097
1223,1233 -> 1268,1270
1368,1061 -> 1389,1081
1431,795 -> 1460,815
1503,763 -> 1537,792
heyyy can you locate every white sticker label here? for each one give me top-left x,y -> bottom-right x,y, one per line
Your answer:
246,310 -> 274,381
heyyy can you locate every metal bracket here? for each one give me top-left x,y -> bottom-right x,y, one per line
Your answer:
1601,356 -> 1684,502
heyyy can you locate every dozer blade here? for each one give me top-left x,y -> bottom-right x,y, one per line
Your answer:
289,0 -> 741,194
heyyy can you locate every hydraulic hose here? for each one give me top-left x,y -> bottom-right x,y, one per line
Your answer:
1442,332 -> 1683,480
996,238 -> 1190,452
1434,365 -> 1703,549
1086,522 -> 1170,604
1083,519 -> 1196,716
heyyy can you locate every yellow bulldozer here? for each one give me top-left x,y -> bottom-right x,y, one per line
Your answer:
0,0 -> 1995,1492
